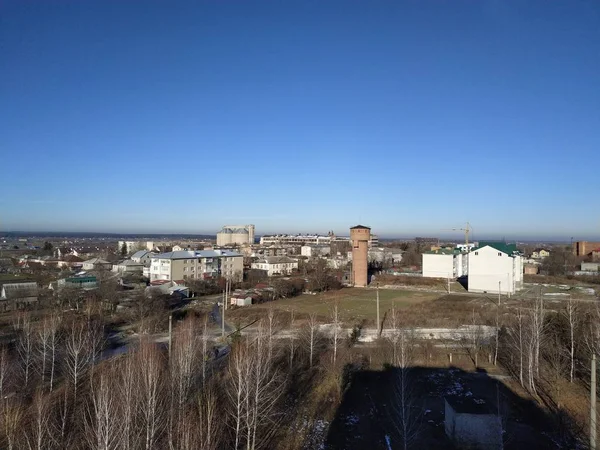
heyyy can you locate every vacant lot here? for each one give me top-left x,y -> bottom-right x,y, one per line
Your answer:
229,288 -> 443,327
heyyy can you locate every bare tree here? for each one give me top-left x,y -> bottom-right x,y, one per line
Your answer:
197,382 -> 220,450
228,339 -> 250,449
1,397 -> 24,450
85,369 -> 123,450
563,295 -> 579,383
169,318 -> 200,449
228,326 -> 282,450
305,313 -> 320,368
25,390 -> 53,450
64,320 -> 93,402
506,306 -> 525,387
137,339 -> 166,450
390,327 -> 420,449
331,301 -> 341,365
201,316 -> 210,385
288,310 -> 296,370
15,312 -> 34,387
0,347 -> 11,399
117,352 -> 140,450
36,313 -> 61,391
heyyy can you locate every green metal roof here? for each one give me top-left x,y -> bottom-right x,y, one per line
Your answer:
475,241 -> 519,255
424,249 -> 460,255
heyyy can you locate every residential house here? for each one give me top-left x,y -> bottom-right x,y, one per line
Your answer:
251,256 -> 298,276
56,255 -> 84,269
131,250 -> 154,266
56,275 -> 99,290
467,242 -> 523,294
530,248 -> 550,259
300,245 -> 330,258
82,258 -> 112,271
0,282 -> 38,311
422,249 -> 465,279
149,250 -> 243,282
112,260 -> 144,273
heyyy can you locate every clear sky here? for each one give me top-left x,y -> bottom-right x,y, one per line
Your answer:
1,0 -> 599,240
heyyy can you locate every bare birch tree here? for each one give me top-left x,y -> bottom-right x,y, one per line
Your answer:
169,318 -> 200,449
563,295 -> 578,382
331,301 -> 341,365
85,369 -> 123,450
305,313 -> 319,368
0,347 -> 11,399
16,312 -> 34,387
24,390 -> 52,450
1,397 -> 24,450
137,339 -> 166,450
118,352 -> 140,450
390,327 -> 420,449
197,382 -> 220,450
64,320 -> 93,402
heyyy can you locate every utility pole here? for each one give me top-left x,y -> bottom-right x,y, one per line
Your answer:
498,281 -> 501,307
447,274 -> 450,294
592,353 -> 597,450
221,285 -> 226,338
376,283 -> 380,337
168,313 -> 172,359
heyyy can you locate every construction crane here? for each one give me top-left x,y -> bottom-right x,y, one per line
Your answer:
451,222 -> 472,247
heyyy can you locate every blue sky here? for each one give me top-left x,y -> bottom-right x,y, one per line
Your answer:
1,0 -> 599,240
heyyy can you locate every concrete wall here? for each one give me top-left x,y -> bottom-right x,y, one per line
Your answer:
422,253 -> 454,278
445,400 -> 503,450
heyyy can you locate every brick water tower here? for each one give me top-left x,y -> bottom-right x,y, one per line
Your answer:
350,225 -> 370,287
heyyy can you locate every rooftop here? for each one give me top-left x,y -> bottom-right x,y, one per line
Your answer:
350,225 -> 371,230
152,250 -> 242,260
476,241 -> 520,256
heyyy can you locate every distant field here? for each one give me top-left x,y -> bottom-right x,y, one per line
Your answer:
228,287 -> 439,326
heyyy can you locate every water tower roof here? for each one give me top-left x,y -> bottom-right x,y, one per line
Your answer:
350,225 -> 370,230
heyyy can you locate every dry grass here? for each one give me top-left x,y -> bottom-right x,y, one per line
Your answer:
228,287 -> 437,326
226,288 -> 501,328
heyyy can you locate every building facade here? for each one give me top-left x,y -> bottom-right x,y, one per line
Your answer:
251,256 -> 298,276
422,250 -> 465,278
573,241 -> 600,257
467,243 -> 523,294
149,250 -> 243,282
351,225 -> 370,287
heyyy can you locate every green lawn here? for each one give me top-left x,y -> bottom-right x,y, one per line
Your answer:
232,287 -> 439,325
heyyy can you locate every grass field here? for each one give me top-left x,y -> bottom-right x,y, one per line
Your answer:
228,287 -> 439,326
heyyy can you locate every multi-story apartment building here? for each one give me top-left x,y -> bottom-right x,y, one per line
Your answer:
149,250 -> 243,282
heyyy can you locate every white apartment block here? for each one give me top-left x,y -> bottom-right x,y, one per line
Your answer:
467,243 -> 523,294
251,256 -> 298,276
422,250 -> 466,278
149,250 -> 243,282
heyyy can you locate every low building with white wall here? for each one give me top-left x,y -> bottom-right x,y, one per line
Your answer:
422,249 -> 465,278
301,245 -> 330,258
467,242 -> 523,294
251,256 -> 298,276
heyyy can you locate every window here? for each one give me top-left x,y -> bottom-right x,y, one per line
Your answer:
474,252 -> 478,255
498,252 -> 502,256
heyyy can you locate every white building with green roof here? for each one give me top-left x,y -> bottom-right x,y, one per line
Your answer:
467,242 -> 523,294
422,249 -> 466,279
